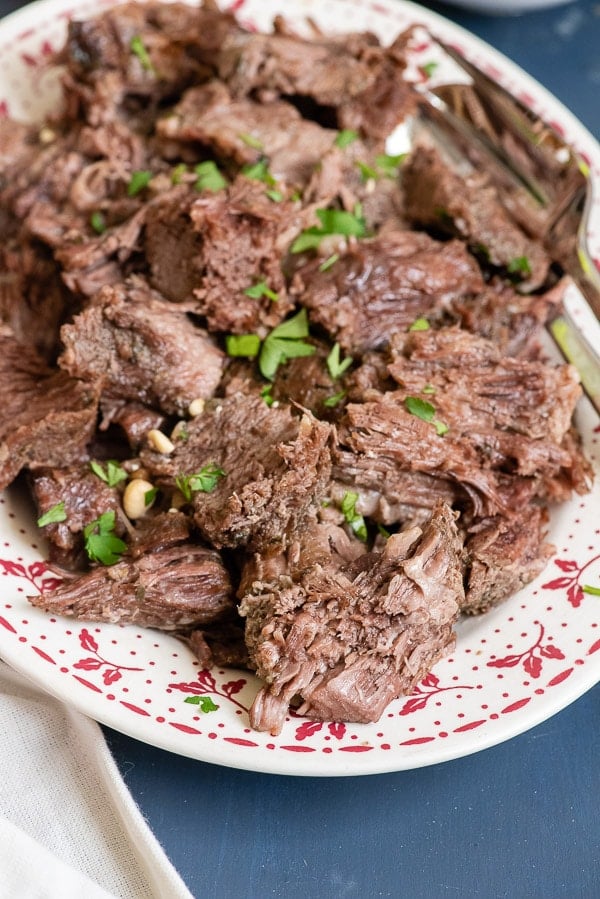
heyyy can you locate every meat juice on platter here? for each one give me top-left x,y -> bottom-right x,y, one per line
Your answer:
0,0 -> 594,737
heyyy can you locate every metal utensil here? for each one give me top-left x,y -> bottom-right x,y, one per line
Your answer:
408,33 -> 600,413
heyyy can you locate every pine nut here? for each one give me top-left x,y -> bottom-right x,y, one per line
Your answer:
147,428 -> 175,454
188,398 -> 205,417
123,478 -> 155,520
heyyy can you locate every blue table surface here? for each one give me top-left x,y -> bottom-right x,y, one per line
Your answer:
1,1 -> 599,896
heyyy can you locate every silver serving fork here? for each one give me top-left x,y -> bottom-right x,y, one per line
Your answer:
405,32 -> 600,414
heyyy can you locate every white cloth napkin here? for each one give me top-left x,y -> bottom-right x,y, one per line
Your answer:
0,660 -> 193,899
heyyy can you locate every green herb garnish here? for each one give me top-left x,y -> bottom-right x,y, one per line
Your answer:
507,255 -> 532,276
241,159 -> 276,186
323,390 -> 346,408
404,396 -> 448,436
243,280 -> 279,302
291,206 -> 366,254
356,160 -> 379,182
319,253 -> 339,272
266,189 -> 283,203
225,334 -> 261,358
334,129 -> 359,148
583,584 -> 600,596
130,35 -> 154,73
184,695 -> 219,712
377,523 -> 391,539
260,384 -> 275,407
239,132 -> 263,150
144,487 -> 158,507
89,211 -> 106,234
409,317 -> 430,332
340,491 -> 368,542
37,501 -> 67,528
171,163 -> 188,185
326,342 -> 353,380
259,308 -> 316,380
374,153 -> 406,178
83,511 -> 127,566
127,170 -> 153,197
89,460 -> 128,488
194,160 -> 227,192
421,61 -> 438,78
175,464 -> 226,501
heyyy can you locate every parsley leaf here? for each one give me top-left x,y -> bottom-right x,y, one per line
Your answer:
340,491 -> 368,542
241,159 -> 276,186
243,280 -> 279,302
582,584 -> 600,596
90,460 -> 128,488
291,207 -> 366,254
266,189 -> 283,202
225,334 -> 261,358
130,35 -> 154,73
195,160 -> 227,192
83,511 -> 127,566
404,396 -> 448,436
127,170 -> 153,197
420,61 -> 438,78
239,132 -> 263,150
356,160 -> 379,182
409,317 -> 430,332
323,389 -> 346,408
89,211 -> 106,234
184,695 -> 219,712
176,464 -> 225,501
37,501 -> 67,528
507,255 -> 532,276
260,384 -> 275,407
171,163 -> 188,184
319,253 -> 339,272
326,343 -> 353,379
259,308 -> 316,380
374,153 -> 406,178
334,129 -> 359,148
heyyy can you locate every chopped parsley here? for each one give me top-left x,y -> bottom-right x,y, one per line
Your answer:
37,501 -> 67,528
144,487 -> 158,507
319,253 -> 339,272
243,280 -> 279,302
239,132 -> 263,150
194,160 -> 227,192
184,695 -> 219,712
171,163 -> 188,184
241,159 -> 276,186
326,342 -> 353,380
260,384 -> 275,407
422,384 -> 436,395
130,35 -> 154,73
356,160 -> 379,182
291,206 -> 366,254
420,61 -> 438,78
127,170 -> 153,197
225,334 -> 261,358
356,153 -> 406,182
507,255 -> 532,276
323,390 -> 346,408
83,511 -> 127,566
258,308 -> 316,380
334,129 -> 359,148
89,211 -> 106,234
377,523 -> 391,539
266,189 -> 283,203
175,464 -> 226,501
340,491 -> 368,542
583,584 -> 600,596
409,317 -> 430,332
404,395 -> 448,436
89,460 -> 128,488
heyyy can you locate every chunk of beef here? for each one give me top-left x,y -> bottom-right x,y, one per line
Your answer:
140,394 -> 333,552
463,502 -> 553,614
146,178 -> 298,333
403,146 -> 550,289
28,542 -> 234,630
30,464 -> 124,570
293,232 -> 484,353
218,27 -> 381,108
387,327 -> 586,495
271,342 -> 344,419
59,277 -> 224,415
100,400 -> 166,450
127,510 -> 192,558
0,327 -> 99,490
158,81 -> 336,187
187,619 -> 250,670
239,502 -> 463,734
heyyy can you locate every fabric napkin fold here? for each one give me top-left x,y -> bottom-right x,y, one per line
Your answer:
0,660 -> 193,899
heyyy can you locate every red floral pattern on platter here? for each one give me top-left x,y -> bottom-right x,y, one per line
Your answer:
169,668 -> 250,715
399,672 -> 474,715
486,623 -> 565,679
74,627 -> 144,686
0,557 -> 63,594
542,555 -> 600,608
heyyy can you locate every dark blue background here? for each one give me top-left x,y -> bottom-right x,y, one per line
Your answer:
1,1 -> 599,896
